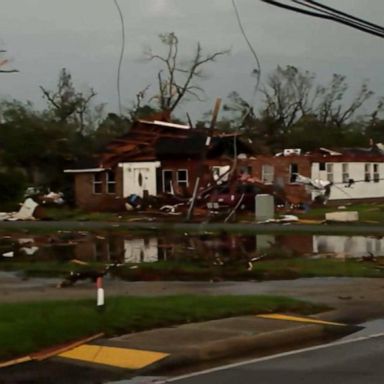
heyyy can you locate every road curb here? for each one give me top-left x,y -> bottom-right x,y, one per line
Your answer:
139,322 -> 347,375
316,308 -> 384,325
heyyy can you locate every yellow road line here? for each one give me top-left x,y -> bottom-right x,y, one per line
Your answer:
59,344 -> 169,369
257,313 -> 345,326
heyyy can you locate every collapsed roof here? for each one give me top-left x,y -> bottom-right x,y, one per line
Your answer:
99,119 -> 255,168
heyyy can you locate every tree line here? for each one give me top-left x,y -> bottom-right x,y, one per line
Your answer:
221,65 -> 384,153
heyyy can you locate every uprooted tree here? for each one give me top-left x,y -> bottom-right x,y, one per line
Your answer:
135,32 -> 229,115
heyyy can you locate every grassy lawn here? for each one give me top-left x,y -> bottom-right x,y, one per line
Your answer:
0,295 -> 324,360
244,258 -> 384,279
297,203 -> 384,223
0,261 -> 104,278
113,259 -> 384,281
32,203 -> 384,224
37,207 -> 120,221
2,258 -> 384,281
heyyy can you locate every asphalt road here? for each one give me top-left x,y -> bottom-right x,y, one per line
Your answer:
167,334 -> 384,384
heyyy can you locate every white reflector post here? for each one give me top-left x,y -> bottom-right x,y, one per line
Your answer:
96,277 -> 105,307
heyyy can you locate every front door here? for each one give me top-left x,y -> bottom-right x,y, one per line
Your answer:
120,161 -> 161,197
132,167 -> 150,196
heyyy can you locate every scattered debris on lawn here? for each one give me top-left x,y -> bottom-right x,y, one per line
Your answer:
2,251 -> 14,258
261,215 -> 299,224
20,246 -> 39,256
0,198 -> 38,221
58,263 -> 121,288
39,191 -> 65,205
325,211 -> 359,222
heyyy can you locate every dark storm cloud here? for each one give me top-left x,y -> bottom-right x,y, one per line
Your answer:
0,0 -> 383,120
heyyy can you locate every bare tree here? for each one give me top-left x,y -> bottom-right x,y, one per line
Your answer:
368,97 -> 384,128
223,91 -> 258,131
127,85 -> 152,120
316,74 -> 374,128
40,68 -> 97,133
144,32 -> 229,113
261,65 -> 375,131
261,65 -> 319,132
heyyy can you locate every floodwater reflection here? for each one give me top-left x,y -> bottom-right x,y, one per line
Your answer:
313,235 -> 384,258
1,232 -> 383,266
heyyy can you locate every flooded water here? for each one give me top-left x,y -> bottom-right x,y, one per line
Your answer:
1,231 -> 383,266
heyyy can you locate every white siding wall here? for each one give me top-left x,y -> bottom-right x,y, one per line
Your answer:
119,161 -> 160,197
311,162 -> 384,200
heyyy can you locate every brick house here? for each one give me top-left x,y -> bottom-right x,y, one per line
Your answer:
248,146 -> 384,204
64,119 -> 255,211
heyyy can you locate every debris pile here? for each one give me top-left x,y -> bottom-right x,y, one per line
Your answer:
0,198 -> 38,221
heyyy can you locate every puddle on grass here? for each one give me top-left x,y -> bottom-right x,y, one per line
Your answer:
0,232 -> 383,262
1,231 -> 384,279
313,235 -> 384,258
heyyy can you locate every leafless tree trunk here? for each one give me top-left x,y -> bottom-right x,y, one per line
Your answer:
144,32 -> 229,113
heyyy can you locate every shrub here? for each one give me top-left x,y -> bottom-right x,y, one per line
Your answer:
0,170 -> 27,211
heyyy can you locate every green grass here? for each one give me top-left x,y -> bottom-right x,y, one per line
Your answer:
0,295 -> 324,360
111,258 -> 384,281
298,203 -> 384,223
244,258 -> 384,279
40,207 -> 120,221
0,261 -> 105,278
2,257 -> 384,281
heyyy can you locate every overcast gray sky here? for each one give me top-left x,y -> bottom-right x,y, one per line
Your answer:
1,0 -> 383,121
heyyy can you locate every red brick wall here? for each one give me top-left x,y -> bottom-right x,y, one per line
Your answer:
160,159 -> 233,195
73,167 -> 125,211
160,159 -> 199,194
248,156 -> 312,204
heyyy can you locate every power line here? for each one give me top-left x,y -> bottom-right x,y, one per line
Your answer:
303,0 -> 384,33
231,0 -> 262,107
113,0 -> 126,115
292,0 -> 384,37
260,0 -> 384,38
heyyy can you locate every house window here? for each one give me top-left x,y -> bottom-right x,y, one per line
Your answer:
365,163 -> 371,182
326,163 -> 334,183
177,169 -> 188,188
373,163 -> 380,182
93,173 -> 103,194
289,163 -> 298,183
342,163 -> 349,183
319,162 -> 326,171
262,165 -> 274,184
106,170 -> 116,194
239,165 -> 252,176
162,170 -> 173,193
